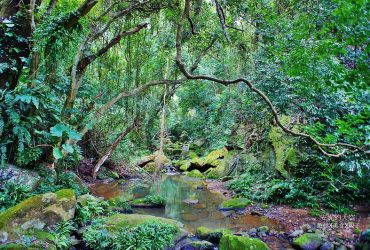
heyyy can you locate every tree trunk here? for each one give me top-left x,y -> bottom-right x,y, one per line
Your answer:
0,0 -> 32,90
92,122 -> 136,179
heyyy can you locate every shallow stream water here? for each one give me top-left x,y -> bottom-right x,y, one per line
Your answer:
89,174 -> 291,249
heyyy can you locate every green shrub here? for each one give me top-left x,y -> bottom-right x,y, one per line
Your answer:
51,221 -> 76,250
0,182 -> 30,211
75,196 -> 113,225
83,220 -> 179,250
133,195 -> 166,206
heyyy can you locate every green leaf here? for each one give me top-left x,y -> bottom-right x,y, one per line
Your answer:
50,124 -> 69,137
62,144 -> 74,154
53,147 -> 63,160
67,130 -> 81,141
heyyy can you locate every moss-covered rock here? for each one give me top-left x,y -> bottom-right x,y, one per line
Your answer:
219,198 -> 251,210
143,162 -> 157,173
196,226 -> 232,243
189,240 -> 215,250
205,161 -> 227,179
269,116 -> 301,179
292,233 -> 323,250
203,148 -> 228,167
219,234 -> 270,250
187,169 -> 205,179
0,189 -> 76,242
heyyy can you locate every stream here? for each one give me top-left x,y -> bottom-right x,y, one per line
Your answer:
89,174 -> 292,249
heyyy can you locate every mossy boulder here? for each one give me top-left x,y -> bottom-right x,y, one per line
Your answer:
219,234 -> 270,250
0,189 -> 76,242
143,162 -> 157,173
205,160 -> 227,179
219,198 -> 251,210
292,233 -> 323,250
187,169 -> 205,179
203,148 -> 228,166
196,226 -> 232,243
269,116 -> 301,179
189,240 -> 214,250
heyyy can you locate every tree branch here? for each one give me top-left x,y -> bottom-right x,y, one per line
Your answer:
176,0 -> 368,158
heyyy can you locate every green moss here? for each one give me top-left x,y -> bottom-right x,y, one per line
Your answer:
196,226 -> 232,243
178,160 -> 191,171
219,234 -> 270,250
219,198 -> 251,210
187,169 -> 205,179
268,116 -> 302,179
0,195 -> 43,229
143,162 -> 157,173
103,214 -> 182,232
202,148 -> 228,168
206,162 -> 227,179
55,189 -> 75,200
292,233 -> 323,250
190,240 -> 214,250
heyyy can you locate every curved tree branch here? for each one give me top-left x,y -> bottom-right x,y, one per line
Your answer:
175,0 -> 368,158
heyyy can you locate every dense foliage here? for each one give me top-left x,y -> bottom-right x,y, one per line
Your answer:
0,0 -> 368,214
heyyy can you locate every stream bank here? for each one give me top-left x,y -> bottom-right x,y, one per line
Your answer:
88,173 -> 370,250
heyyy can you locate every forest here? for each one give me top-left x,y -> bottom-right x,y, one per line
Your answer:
0,0 -> 369,249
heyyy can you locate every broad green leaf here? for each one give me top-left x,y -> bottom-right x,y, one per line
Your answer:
62,144 -> 74,154
53,147 -> 63,160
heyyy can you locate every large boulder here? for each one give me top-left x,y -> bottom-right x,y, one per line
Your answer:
292,233 -> 324,250
219,198 -> 251,210
179,148 -> 231,179
219,234 -> 270,250
0,165 -> 41,191
187,169 -> 205,179
0,189 -> 76,242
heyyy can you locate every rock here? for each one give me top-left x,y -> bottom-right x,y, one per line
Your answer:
251,210 -> 263,216
219,198 -> 251,210
187,169 -> 205,179
196,226 -> 232,244
219,234 -> 270,250
188,240 -> 214,250
205,162 -> 227,179
258,226 -> 269,233
194,203 -> 207,209
320,242 -> 334,250
0,189 -> 76,242
290,230 -> 304,238
292,233 -> 324,250
143,162 -> 157,173
355,228 -> 370,250
359,229 -> 370,242
0,164 -> 41,191
183,198 -> 199,205
181,213 -> 199,222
